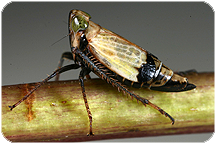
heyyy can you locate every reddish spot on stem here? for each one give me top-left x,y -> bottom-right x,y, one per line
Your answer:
62,101 -> 67,104
22,84 -> 36,121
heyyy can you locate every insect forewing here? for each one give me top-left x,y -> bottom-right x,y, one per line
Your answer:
89,28 -> 149,82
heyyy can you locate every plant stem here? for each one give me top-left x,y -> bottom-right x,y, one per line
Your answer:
2,72 -> 214,142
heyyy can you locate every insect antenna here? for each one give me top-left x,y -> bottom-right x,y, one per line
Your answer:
49,34 -> 69,47
50,31 -> 73,47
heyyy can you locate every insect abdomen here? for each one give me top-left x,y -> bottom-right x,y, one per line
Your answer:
85,21 -> 195,92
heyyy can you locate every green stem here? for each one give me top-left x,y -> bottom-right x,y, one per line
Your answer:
2,72 -> 214,142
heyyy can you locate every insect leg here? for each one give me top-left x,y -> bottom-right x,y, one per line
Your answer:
145,100 -> 175,125
79,67 -> 94,136
55,52 -> 91,81
109,78 -> 175,125
176,69 -> 197,76
55,52 -> 74,81
75,48 -> 174,125
9,64 -> 80,110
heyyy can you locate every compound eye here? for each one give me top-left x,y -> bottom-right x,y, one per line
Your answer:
71,15 -> 89,33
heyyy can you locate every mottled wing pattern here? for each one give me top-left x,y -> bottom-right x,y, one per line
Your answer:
89,28 -> 148,82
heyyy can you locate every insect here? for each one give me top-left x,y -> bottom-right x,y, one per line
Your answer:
9,10 -> 196,136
